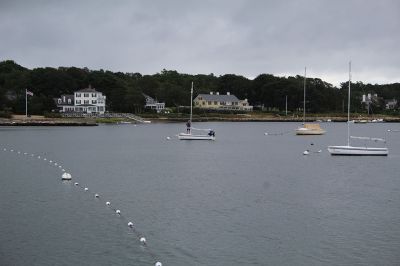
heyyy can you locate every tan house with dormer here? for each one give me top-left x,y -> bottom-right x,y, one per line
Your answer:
193,92 -> 253,111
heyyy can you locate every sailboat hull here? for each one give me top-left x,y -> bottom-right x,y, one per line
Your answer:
328,145 -> 388,156
178,133 -> 215,140
295,128 -> 326,135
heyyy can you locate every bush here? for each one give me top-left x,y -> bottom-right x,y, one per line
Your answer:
0,110 -> 12,118
44,112 -> 62,118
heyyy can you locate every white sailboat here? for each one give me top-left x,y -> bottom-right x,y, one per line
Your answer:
178,82 -> 216,140
295,67 -> 326,135
328,62 -> 388,156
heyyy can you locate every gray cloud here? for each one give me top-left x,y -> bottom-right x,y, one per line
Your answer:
0,0 -> 399,86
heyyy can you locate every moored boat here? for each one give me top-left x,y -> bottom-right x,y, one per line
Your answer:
296,123 -> 326,135
327,62 -> 388,156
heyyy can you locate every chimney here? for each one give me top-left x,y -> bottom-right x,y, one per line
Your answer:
216,92 -> 219,95
210,92 -> 213,95
227,92 -> 230,95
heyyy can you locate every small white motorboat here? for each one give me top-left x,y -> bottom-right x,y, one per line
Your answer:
178,132 -> 215,140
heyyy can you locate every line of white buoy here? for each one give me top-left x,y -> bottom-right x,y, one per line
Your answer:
264,130 -> 291,136
1,146 -> 162,266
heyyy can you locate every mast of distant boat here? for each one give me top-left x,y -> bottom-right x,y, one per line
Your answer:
190,81 -> 193,129
347,61 -> 351,147
285,95 -> 288,116
303,67 -> 306,124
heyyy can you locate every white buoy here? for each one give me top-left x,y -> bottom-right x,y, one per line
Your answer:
387,129 -> 391,132
37,156 -> 40,159
17,151 -> 21,154
128,222 -> 134,228
166,136 -> 171,140
317,150 -> 322,153
61,173 -> 72,180
116,209 -> 121,214
140,237 -> 146,244
24,152 -> 27,155
155,262 -> 162,266
95,193 -> 99,198
84,187 -> 89,191
303,150 -> 310,155
44,158 -> 47,161
49,160 -> 53,163
106,201 -> 111,205
264,132 -> 269,135
74,182 -> 79,186
62,169 -> 65,172
59,166 -> 62,168
10,149 -> 14,152
54,163 -> 58,166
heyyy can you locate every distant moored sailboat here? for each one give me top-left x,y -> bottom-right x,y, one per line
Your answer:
295,67 -> 326,135
327,62 -> 388,156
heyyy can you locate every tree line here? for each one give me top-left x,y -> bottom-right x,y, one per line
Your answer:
0,60 -> 399,115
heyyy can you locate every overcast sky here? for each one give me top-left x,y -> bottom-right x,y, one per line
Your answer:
0,0 -> 399,86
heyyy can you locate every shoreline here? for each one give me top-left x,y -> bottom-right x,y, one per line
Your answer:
1,114 -> 399,126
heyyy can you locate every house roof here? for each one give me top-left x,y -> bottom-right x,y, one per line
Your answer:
76,88 -> 99,93
143,93 -> 164,104
54,94 -> 74,106
194,94 -> 240,102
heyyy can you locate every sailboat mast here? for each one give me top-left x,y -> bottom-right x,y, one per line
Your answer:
303,67 -> 306,124
347,61 -> 351,146
190,81 -> 193,122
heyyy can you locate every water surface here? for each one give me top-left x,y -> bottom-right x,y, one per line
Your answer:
1,122 -> 399,265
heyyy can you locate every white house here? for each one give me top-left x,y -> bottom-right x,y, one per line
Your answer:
143,94 -> 165,113
385,99 -> 398,110
55,85 -> 106,114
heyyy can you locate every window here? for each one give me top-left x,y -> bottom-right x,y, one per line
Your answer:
58,99 -> 61,104
76,93 -> 81,97
92,93 -> 96,97
207,101 -> 211,105
84,93 -> 89,97
76,100 -> 81,104
67,99 -> 71,104
84,100 -> 89,104
92,100 -> 97,104
214,101 -> 218,105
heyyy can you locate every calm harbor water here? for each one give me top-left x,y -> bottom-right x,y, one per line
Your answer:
1,122 -> 400,266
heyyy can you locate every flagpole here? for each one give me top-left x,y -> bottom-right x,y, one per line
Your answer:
25,88 -> 27,118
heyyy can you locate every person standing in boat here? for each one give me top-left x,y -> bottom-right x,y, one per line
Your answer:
186,120 -> 191,134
